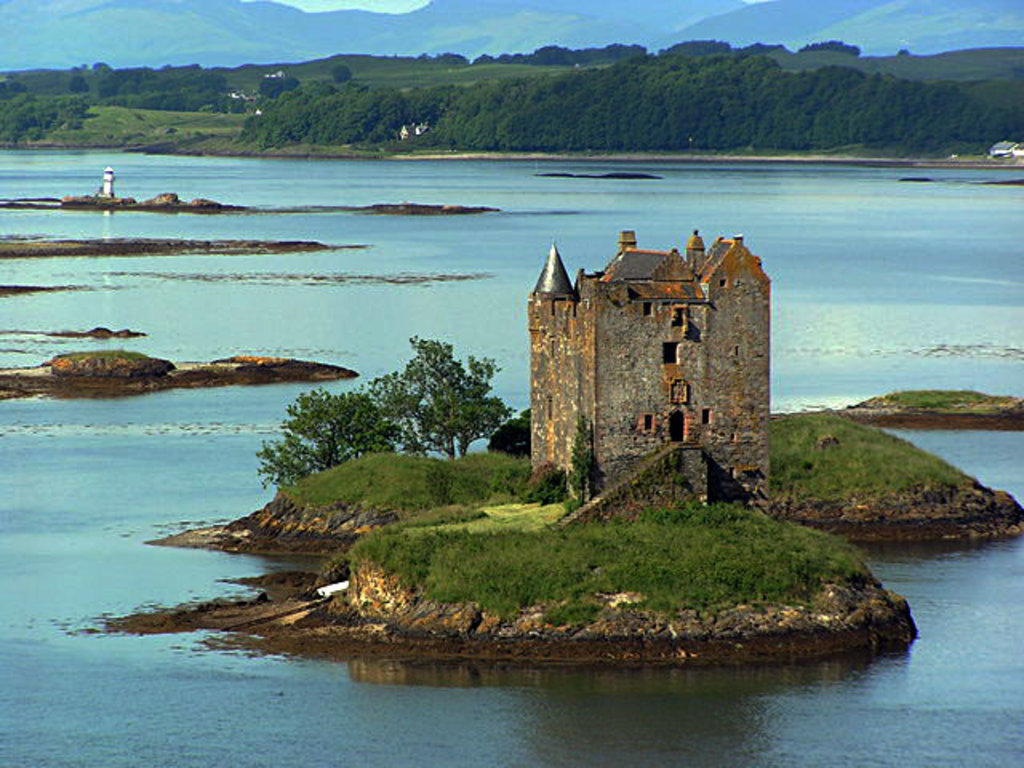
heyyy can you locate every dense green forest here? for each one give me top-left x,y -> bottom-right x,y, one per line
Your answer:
0,93 -> 88,142
241,55 -> 1020,153
2,44 -> 1022,151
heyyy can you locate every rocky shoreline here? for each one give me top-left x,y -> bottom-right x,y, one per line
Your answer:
769,482 -> 1024,541
108,564 -> 916,667
0,237 -> 335,259
0,354 -> 357,400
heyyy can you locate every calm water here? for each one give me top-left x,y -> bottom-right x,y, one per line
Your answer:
1,152 -> 1022,767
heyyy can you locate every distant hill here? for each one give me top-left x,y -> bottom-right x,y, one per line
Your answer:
2,0 -> 1021,70
672,0 -> 1024,56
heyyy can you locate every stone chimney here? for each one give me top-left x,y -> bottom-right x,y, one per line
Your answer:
617,230 -> 637,252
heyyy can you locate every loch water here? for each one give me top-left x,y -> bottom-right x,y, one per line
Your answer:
1,152 -> 1022,767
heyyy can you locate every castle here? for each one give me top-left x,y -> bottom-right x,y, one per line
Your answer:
529,229 -> 770,505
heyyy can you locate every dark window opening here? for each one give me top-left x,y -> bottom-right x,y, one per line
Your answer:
546,397 -> 553,420
643,414 -> 654,431
662,342 -> 679,364
701,408 -> 712,425
643,302 -> 652,316
669,411 -> 685,442
733,345 -> 740,356
719,278 -> 727,287
671,307 -> 685,327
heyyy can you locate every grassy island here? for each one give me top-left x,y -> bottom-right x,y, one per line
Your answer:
347,504 -> 867,623
770,412 -> 970,500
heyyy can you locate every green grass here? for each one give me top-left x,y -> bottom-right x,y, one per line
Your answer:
771,47 -> 1024,83
56,350 -> 153,362
770,413 -> 970,501
283,452 -> 531,513
219,55 -> 578,92
350,503 -> 869,620
40,106 -> 246,147
863,390 -> 1018,413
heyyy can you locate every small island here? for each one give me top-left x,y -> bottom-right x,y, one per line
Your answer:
341,202 -> 499,215
0,237 -> 336,259
841,390 -> 1024,431
0,351 -> 357,400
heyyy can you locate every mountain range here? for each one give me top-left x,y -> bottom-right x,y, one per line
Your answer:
4,0 -> 1022,70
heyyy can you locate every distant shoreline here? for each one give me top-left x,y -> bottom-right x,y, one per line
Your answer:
4,142 -> 1023,171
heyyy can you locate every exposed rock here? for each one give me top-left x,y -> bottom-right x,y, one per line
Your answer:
50,353 -> 175,379
310,562 -> 917,664
0,355 -> 357,400
49,327 -> 146,339
142,192 -> 181,206
152,491 -> 398,555
0,237 -> 332,259
348,202 -> 499,215
768,482 -> 1024,540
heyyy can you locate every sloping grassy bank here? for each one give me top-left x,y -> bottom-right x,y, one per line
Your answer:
348,504 -> 868,622
768,413 -> 1021,539
282,452 -> 530,513
770,413 -> 969,501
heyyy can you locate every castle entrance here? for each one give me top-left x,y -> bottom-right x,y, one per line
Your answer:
669,410 -> 686,442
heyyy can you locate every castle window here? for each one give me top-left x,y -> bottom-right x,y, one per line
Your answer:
643,302 -> 652,316
733,345 -> 740,357
701,408 -> 713,425
671,307 -> 686,327
719,278 -> 727,288
662,342 -> 679,364
547,397 -> 553,420
643,414 -> 654,432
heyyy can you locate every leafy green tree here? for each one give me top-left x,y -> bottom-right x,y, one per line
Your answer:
488,409 -> 531,457
371,337 -> 511,460
331,64 -> 353,84
257,389 -> 399,487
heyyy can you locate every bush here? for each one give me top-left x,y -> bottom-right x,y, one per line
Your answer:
523,464 -> 567,504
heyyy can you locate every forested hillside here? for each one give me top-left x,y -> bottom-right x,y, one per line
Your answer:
241,55 -> 1021,153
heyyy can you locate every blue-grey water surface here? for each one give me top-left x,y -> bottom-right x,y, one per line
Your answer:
1,152 -> 1022,767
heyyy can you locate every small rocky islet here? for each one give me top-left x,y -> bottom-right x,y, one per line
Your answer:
0,351 -> 357,400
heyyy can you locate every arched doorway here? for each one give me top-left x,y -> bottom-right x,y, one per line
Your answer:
669,410 -> 685,442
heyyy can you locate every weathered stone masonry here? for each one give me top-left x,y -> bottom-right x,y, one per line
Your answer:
529,230 -> 770,504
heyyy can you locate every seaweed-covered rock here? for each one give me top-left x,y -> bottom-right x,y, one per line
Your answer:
50,352 -> 175,378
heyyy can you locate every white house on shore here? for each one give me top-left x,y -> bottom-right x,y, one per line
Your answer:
988,141 -> 1023,158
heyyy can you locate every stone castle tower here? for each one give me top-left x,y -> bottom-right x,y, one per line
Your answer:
529,229 -> 770,504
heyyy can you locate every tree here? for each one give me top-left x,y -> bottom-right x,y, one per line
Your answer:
331,64 -> 352,84
257,389 -> 399,487
259,75 -> 300,99
68,75 -> 89,93
488,409 -> 530,457
371,337 -> 511,460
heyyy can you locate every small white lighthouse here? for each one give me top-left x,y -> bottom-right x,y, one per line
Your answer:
101,166 -> 115,198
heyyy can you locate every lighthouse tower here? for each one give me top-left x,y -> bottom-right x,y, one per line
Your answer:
101,167 -> 115,198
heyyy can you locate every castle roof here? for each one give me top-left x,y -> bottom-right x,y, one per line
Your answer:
533,243 -> 574,296
602,248 -> 673,281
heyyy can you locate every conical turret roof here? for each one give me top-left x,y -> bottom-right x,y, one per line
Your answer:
533,243 -> 574,295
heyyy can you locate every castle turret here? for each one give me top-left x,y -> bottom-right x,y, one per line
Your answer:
686,229 -> 705,271
533,243 -> 574,296
101,167 -> 115,198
